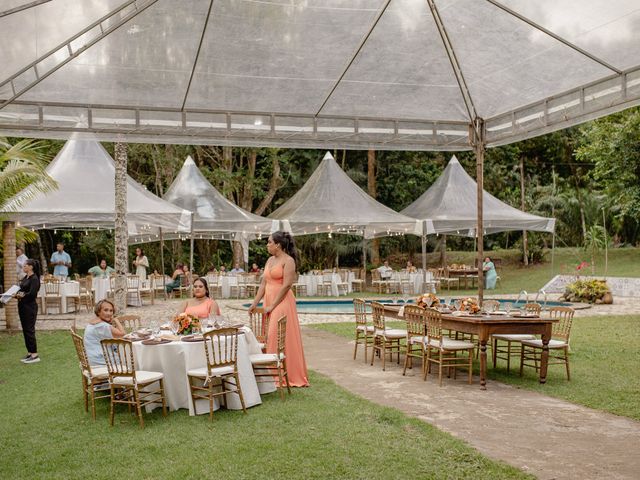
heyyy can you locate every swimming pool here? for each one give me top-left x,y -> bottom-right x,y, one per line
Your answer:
242,298 -> 581,315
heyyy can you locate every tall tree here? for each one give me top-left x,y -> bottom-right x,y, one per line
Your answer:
1,138 -> 57,329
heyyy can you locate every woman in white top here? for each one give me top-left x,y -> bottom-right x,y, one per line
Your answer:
133,247 -> 149,281
83,300 -> 125,366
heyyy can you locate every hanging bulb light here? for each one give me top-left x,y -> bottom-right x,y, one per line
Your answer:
328,232 -> 332,239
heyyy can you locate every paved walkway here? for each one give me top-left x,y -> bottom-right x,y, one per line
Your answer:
302,327 -> 640,480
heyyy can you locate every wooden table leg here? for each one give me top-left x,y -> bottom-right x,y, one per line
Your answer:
479,334 -> 488,390
539,325 -> 552,384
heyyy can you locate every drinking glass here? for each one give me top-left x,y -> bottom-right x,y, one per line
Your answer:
503,302 -> 513,313
150,320 -> 159,339
424,297 -> 433,308
453,299 -> 462,311
170,321 -> 179,335
201,317 -> 210,333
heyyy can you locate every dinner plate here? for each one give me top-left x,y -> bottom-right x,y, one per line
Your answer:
141,338 -> 172,345
181,335 -> 204,342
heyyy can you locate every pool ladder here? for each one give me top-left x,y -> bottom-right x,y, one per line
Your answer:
534,289 -> 548,308
514,290 -> 528,306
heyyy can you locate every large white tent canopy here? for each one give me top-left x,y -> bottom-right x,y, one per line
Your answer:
4,139 -> 192,237
402,155 -> 555,236
269,152 -> 421,239
0,0 -> 639,150
163,155 -> 277,240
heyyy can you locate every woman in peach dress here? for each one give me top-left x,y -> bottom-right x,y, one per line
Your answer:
178,277 -> 221,319
249,231 -> 309,387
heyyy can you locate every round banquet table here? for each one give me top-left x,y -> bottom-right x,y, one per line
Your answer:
132,327 -> 275,415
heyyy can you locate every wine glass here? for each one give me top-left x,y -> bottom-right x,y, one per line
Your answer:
170,320 -> 179,336
503,302 -> 513,313
150,320 -> 159,339
424,296 -> 433,308
453,299 -> 462,311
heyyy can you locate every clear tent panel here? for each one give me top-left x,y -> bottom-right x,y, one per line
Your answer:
185,0 -> 380,113
14,0 -> 208,108
438,0 -> 615,119
500,0 -> 640,71
322,0 -> 468,121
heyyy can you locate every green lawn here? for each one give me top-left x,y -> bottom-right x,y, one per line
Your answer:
0,331 -> 530,480
310,315 -> 640,420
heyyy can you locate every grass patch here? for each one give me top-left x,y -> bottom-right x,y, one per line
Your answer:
0,330 -> 530,479
309,315 -> 640,420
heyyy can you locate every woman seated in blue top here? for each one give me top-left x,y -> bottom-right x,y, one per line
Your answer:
83,299 -> 125,366
483,256 -> 498,290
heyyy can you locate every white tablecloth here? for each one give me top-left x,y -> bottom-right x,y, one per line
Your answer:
297,273 -> 352,297
92,277 -> 150,306
204,275 -> 241,299
132,327 -> 275,415
38,281 -> 79,314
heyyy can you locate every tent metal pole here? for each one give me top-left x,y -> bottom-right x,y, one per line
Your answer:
362,236 -> 367,289
603,208 -> 608,278
421,232 -> 427,283
472,119 -> 486,305
159,227 -> 165,276
189,212 -> 195,275
551,231 -> 556,278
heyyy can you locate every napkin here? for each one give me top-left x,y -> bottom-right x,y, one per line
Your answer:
160,334 -> 180,341
397,306 -> 405,318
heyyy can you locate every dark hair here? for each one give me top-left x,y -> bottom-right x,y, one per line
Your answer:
136,248 -> 144,256
193,277 -> 210,298
271,231 -> 299,267
94,299 -> 115,317
25,259 -> 41,277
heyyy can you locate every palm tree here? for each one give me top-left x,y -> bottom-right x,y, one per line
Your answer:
1,137 -> 57,329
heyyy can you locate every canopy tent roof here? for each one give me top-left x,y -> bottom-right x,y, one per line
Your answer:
4,139 -> 192,238
269,152 -> 421,239
401,155 -> 555,235
162,155 -> 277,240
0,1 -> 639,150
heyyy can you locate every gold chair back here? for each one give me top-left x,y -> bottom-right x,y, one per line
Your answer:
203,328 -> 239,371
101,338 -> 136,381
44,281 -> 60,295
249,307 -> 269,344
523,302 -> 542,314
70,329 -> 91,374
353,298 -> 367,327
548,306 -> 574,342
424,307 -> 443,343
276,315 -> 287,356
116,315 -> 141,333
370,301 -> 386,331
404,305 -> 426,337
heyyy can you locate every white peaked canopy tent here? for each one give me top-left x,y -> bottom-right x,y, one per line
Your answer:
163,155 -> 277,267
5,139 -> 191,238
269,152 -> 421,239
402,155 -> 555,270
402,155 -> 555,236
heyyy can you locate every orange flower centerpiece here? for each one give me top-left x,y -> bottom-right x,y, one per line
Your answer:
172,312 -> 201,335
416,293 -> 440,308
458,297 -> 480,314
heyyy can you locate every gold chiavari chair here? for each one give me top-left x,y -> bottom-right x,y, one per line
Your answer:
250,315 -> 291,400
116,314 -> 142,334
100,338 -> 167,428
353,298 -> 375,363
370,301 -> 406,371
187,328 -> 247,420
520,306 -> 574,381
249,307 -> 269,352
402,305 -> 427,376
492,302 -> 541,371
70,329 -> 110,420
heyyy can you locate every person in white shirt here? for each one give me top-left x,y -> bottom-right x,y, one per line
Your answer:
230,263 -> 245,274
16,247 -> 28,281
377,261 -> 393,280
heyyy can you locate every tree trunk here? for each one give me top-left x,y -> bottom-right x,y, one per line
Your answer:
36,231 -> 48,275
113,142 -> 128,314
520,157 -> 529,265
232,241 -> 244,267
255,154 -> 282,216
2,221 -> 18,329
367,149 -> 380,265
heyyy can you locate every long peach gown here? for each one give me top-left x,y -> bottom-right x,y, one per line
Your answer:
264,264 -> 309,387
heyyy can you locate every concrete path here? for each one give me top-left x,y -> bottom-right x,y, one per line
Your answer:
302,327 -> 640,480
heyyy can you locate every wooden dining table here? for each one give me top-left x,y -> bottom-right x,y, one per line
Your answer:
384,305 -> 557,389
446,268 -> 479,288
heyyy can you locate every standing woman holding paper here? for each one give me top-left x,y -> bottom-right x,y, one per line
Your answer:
16,259 -> 41,364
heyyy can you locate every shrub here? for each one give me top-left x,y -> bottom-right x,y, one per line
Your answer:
561,279 -> 611,303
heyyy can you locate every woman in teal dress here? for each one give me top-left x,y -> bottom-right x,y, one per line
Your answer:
483,257 -> 497,289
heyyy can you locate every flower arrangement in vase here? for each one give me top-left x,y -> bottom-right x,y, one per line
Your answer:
416,293 -> 440,308
458,297 -> 480,314
172,312 -> 200,335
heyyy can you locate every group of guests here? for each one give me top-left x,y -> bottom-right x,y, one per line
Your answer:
82,231 -> 309,390
88,247 -> 149,280
377,258 -> 498,289
206,262 -> 261,275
